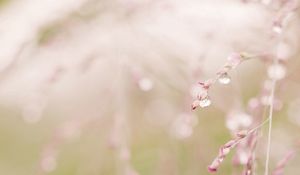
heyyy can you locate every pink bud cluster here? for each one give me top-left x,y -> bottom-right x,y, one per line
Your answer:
202,1 -> 298,174
208,130 -> 248,173
242,132 -> 258,175
191,52 -> 255,110
191,80 -> 211,110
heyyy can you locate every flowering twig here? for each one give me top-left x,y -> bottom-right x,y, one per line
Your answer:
242,131 -> 258,175
208,118 -> 270,172
264,0 -> 298,173
191,52 -> 266,110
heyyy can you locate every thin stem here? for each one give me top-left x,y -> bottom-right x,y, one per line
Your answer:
241,52 -> 268,60
231,117 -> 270,148
249,117 -> 270,134
264,71 -> 277,175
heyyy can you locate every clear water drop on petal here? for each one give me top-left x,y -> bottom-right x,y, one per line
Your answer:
218,73 -> 231,84
199,97 -> 211,108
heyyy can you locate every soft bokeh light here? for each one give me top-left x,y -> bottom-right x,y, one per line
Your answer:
0,0 -> 300,175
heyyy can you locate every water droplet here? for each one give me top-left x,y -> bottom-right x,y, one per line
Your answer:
218,73 -> 231,84
268,63 -> 286,80
199,97 -> 211,108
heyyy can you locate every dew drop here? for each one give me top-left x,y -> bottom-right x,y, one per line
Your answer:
218,73 -> 231,84
199,97 -> 211,108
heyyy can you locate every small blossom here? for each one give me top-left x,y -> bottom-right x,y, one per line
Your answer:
208,120 -> 266,173
192,52 -> 261,110
190,84 -> 205,98
196,88 -> 209,100
191,100 -> 200,110
237,130 -> 248,138
198,79 -> 214,89
227,52 -> 243,69
208,159 -> 219,172
208,140 -> 235,173
218,73 -> 231,85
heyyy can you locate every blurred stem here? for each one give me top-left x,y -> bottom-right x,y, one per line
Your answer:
264,62 -> 277,175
